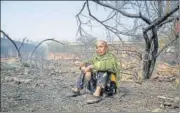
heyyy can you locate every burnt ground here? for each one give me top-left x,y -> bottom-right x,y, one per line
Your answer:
1,60 -> 179,112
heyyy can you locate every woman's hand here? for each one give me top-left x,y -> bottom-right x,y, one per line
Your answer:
80,66 -> 86,72
84,65 -> 93,73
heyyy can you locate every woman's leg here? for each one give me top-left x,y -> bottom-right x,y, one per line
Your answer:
73,71 -> 92,92
93,72 -> 108,96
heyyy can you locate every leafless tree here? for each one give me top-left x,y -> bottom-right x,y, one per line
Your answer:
18,37 -> 27,51
76,1 -> 179,79
30,39 -> 64,61
0,30 -> 22,62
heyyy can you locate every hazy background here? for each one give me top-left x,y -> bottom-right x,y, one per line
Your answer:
1,1 -> 131,42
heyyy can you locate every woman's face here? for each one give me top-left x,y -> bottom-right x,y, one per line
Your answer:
96,41 -> 107,56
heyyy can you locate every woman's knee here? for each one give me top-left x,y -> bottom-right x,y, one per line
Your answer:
85,72 -> 91,80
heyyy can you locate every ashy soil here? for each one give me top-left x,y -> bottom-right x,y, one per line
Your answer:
1,60 -> 179,112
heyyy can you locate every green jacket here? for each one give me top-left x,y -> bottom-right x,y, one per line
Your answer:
84,51 -> 120,86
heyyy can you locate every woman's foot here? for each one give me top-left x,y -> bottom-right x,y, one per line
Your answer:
66,87 -> 80,97
71,87 -> 80,92
86,94 -> 102,104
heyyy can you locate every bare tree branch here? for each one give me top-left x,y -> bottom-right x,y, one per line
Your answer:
76,2 -> 87,36
86,1 -> 141,44
102,1 -> 126,23
92,0 -> 152,24
157,1 -> 163,17
30,39 -> 64,61
143,30 -> 150,44
157,16 -> 179,29
76,0 -> 141,42
76,2 -> 87,17
102,10 -> 116,23
80,13 -> 91,18
0,30 -> 22,62
156,35 -> 179,58
76,17 -> 83,36
145,1 -> 151,20
18,37 -> 27,50
86,1 -> 124,44
109,44 -> 142,60
144,5 -> 179,32
150,1 -> 159,14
